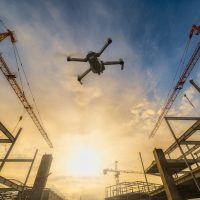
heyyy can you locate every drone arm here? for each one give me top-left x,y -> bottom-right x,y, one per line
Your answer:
102,59 -> 124,70
97,38 -> 112,57
78,68 -> 91,84
67,57 -> 87,62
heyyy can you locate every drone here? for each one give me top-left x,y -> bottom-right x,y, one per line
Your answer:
67,38 -> 124,84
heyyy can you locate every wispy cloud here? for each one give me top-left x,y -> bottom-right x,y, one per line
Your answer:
0,1 -> 199,200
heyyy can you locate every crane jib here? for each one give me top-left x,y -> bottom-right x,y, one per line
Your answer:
150,42 -> 200,138
0,54 -> 53,148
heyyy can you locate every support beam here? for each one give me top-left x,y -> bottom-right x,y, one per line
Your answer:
190,79 -> 200,93
0,139 -> 12,143
29,154 -> 53,200
180,141 -> 200,145
22,149 -> 38,194
165,119 -> 200,154
165,119 -> 200,191
0,122 -> 15,142
0,159 -> 33,162
165,116 -> 200,120
139,152 -> 150,199
177,145 -> 200,159
153,148 -> 183,200
0,128 -> 22,171
0,176 -> 23,191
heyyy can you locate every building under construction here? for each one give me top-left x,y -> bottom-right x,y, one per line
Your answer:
105,117 -> 200,200
0,25 -> 66,199
104,25 -> 200,200
0,12 -> 200,200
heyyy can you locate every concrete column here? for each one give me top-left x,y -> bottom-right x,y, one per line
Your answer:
153,149 -> 183,200
29,154 -> 53,200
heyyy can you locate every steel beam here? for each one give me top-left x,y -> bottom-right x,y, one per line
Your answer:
165,119 -> 200,192
0,176 -> 23,191
0,128 -> 22,171
0,159 -> 33,162
0,139 -> 12,143
190,79 -> 200,93
177,145 -> 200,159
165,119 -> 200,154
0,122 -> 14,142
180,141 -> 200,145
165,116 -> 200,120
139,152 -> 150,199
29,154 -> 53,200
153,149 -> 183,200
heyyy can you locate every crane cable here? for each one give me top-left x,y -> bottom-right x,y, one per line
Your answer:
156,36 -> 191,126
4,114 -> 24,152
183,93 -> 200,116
12,43 -> 24,94
0,19 -> 45,127
184,93 -> 195,108
12,43 -> 45,126
0,19 -> 7,30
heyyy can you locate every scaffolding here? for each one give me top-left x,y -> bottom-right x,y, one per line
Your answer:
105,181 -> 162,199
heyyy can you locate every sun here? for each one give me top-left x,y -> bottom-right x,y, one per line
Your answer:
67,145 -> 101,177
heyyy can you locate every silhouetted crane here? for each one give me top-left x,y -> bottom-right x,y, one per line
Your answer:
103,161 -> 143,186
149,24 -> 200,138
0,29 -> 53,148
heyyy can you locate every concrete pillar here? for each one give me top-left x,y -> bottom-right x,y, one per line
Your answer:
29,154 -> 53,200
153,149 -> 183,200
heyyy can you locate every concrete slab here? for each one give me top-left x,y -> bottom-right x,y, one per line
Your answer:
146,159 -> 199,174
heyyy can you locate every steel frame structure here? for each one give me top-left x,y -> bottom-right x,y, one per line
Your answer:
105,181 -> 162,199
0,30 -> 53,148
150,42 -> 200,138
0,121 -> 37,199
144,116 -> 200,199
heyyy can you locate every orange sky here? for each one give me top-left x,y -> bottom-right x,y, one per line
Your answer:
0,1 -> 200,200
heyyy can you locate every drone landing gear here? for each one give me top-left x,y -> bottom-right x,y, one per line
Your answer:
102,59 -> 124,70
77,68 -> 92,84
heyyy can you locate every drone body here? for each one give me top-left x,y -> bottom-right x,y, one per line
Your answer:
67,38 -> 124,84
87,51 -> 105,74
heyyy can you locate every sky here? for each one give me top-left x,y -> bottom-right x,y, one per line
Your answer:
0,0 -> 200,199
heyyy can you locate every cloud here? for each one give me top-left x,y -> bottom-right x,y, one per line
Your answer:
0,1 -> 199,200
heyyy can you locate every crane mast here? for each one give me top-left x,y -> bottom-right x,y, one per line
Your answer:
103,161 -> 143,184
103,161 -> 143,195
0,30 -> 53,148
149,25 -> 200,138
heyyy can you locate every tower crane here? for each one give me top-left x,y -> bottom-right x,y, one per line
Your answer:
149,24 -> 200,138
189,24 -> 200,39
103,161 -> 143,186
0,29 -> 53,148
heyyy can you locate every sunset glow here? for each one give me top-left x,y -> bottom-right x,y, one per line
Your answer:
0,1 -> 199,199
67,145 -> 101,177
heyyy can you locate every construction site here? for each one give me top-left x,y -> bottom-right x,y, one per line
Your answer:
0,1 -> 200,200
104,25 -> 200,200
